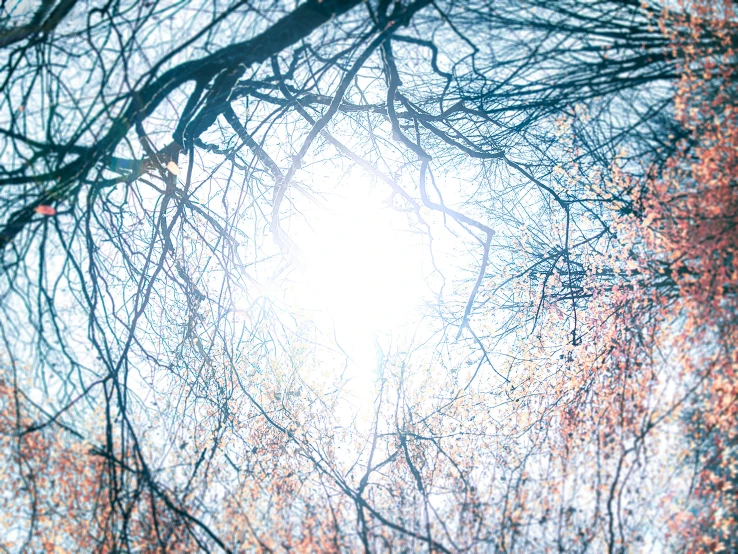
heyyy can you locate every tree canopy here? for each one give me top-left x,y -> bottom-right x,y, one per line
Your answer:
0,0 -> 736,551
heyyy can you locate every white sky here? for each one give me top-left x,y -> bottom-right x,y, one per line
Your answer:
280,175 -> 438,403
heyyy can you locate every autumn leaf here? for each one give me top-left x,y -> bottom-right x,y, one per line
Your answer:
642,213 -> 657,227
34,205 -> 57,216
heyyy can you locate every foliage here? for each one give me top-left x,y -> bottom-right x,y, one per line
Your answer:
0,0 -> 735,551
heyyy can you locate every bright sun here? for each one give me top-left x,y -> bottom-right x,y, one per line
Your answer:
284,179 -> 430,382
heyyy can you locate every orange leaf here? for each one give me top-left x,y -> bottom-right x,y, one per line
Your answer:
34,205 -> 57,216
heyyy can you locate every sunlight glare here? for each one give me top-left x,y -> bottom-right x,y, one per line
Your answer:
287,183 -> 429,385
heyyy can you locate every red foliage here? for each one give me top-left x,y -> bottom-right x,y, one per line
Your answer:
34,205 -> 57,216
581,1 -> 738,549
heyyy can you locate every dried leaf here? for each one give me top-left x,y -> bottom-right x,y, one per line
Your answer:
34,205 -> 56,216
